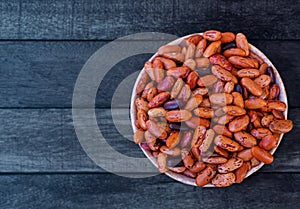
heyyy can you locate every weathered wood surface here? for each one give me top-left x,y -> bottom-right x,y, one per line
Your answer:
0,0 -> 299,40
0,108 -> 299,173
0,40 -> 299,108
0,173 -> 299,209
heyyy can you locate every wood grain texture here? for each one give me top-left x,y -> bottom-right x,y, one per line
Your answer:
0,0 -> 299,40
0,108 -> 299,173
0,173 -> 299,209
0,40 -> 299,108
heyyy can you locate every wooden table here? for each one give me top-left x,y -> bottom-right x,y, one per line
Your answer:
0,0 -> 299,208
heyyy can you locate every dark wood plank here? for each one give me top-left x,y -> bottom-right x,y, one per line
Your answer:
0,173 -> 299,209
0,40 -> 299,108
0,0 -> 299,40
0,108 -> 299,173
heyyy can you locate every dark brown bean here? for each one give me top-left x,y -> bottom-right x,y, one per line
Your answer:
169,123 -> 181,130
163,100 -> 181,110
267,66 -> 276,84
222,42 -> 236,51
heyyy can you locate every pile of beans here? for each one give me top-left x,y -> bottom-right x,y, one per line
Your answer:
133,30 -> 293,187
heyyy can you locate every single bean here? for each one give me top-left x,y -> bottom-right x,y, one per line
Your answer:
167,66 -> 190,78
237,149 -> 253,161
222,105 -> 246,116
209,54 -> 233,71
168,166 -> 186,173
269,120 -> 293,134
155,57 -> 176,70
170,78 -> 184,99
184,95 -> 203,111
234,131 -> 257,148
228,115 -> 250,132
180,131 -> 193,147
228,56 -> 259,69
196,166 -> 217,187
183,169 -> 197,178
220,32 -> 236,43
203,41 -> 221,57
234,84 -> 244,95
203,157 -> 228,164
140,142 -> 151,151
181,148 -> 194,169
163,100 -> 180,110
213,125 -> 232,138
148,92 -> 170,108
214,146 -> 230,158
251,146 -> 274,164
185,34 -> 203,45
188,162 -> 206,173
251,128 -> 272,139
236,33 -> 249,56
217,157 -> 243,173
223,48 -> 246,58
235,162 -> 251,183
222,42 -> 237,51
259,135 -> 278,151
203,30 -> 222,41
200,129 -> 215,153
212,173 -> 236,187
166,110 -> 192,122
157,152 -> 168,173
209,93 -> 233,106
136,72 -> 149,95
191,147 -> 201,161
148,107 -> 166,118
134,129 -> 144,144
267,67 -> 276,84
232,92 -> 244,108
195,39 -> 207,57
214,135 -> 242,152
191,125 -> 207,148
166,131 -> 180,149
241,77 -> 263,97
169,123 -> 181,130
146,120 -> 167,139
160,146 -> 181,156
193,107 -> 215,118
157,76 -> 175,92
186,71 -> 199,89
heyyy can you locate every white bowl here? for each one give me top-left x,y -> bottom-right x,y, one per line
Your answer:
130,33 -> 288,187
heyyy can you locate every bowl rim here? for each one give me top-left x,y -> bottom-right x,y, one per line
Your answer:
130,33 -> 288,187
